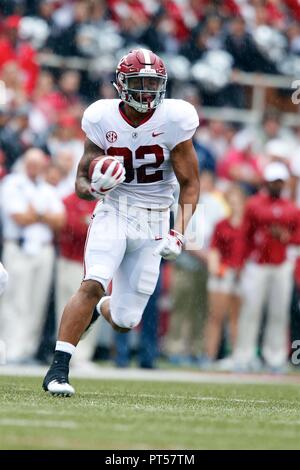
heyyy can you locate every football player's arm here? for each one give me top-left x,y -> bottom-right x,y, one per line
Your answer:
170,138 -> 200,235
75,138 -> 104,200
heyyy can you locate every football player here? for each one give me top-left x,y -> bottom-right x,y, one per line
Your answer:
43,49 -> 200,396
0,262 -> 8,296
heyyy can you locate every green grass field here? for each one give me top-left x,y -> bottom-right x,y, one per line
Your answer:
0,375 -> 300,449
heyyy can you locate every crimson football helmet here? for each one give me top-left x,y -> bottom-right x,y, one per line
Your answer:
113,49 -> 167,114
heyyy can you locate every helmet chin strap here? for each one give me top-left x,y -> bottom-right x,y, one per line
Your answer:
112,81 -> 119,93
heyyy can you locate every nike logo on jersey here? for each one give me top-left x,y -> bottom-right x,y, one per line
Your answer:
152,132 -> 164,137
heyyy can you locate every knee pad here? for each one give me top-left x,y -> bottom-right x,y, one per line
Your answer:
110,293 -> 145,329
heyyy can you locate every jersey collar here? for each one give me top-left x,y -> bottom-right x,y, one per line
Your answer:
118,102 -> 155,128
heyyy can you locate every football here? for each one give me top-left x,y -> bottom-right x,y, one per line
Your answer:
88,155 -> 116,181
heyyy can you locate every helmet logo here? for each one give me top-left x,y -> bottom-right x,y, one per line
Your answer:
106,131 -> 118,143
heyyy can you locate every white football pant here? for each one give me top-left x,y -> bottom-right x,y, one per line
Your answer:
84,201 -> 169,329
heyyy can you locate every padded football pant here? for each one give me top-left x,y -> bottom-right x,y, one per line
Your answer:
84,202 -> 169,329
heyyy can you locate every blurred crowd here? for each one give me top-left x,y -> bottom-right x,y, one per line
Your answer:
1,0 -> 300,373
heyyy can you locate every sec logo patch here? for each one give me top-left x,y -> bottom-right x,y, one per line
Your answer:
106,131 -> 117,143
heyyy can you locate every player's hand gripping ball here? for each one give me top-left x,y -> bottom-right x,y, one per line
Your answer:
89,156 -> 126,199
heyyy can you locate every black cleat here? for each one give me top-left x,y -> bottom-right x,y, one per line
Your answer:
42,351 -> 75,397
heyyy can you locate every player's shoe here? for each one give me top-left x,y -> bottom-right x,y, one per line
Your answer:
43,378 -> 75,397
42,351 -> 75,397
81,296 -> 110,339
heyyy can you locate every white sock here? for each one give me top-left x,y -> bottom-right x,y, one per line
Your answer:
96,295 -> 111,315
55,341 -> 76,356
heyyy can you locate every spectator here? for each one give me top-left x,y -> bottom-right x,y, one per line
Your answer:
58,70 -> 85,119
195,120 -> 230,162
233,162 -> 300,372
224,16 -> 277,74
217,133 -> 262,194
201,184 -> 246,366
248,110 -> 294,154
0,148 -> 65,363
165,170 -> 228,363
290,152 -> 300,205
264,138 -> 291,164
0,59 -> 27,109
0,107 -> 25,171
44,161 -> 64,187
44,114 -> 83,163
53,149 -> 77,199
0,15 -> 39,94
204,14 -> 223,50
194,139 -> 216,174
287,21 -> 300,55
180,25 -> 208,63
141,8 -> 180,54
48,0 -> 91,57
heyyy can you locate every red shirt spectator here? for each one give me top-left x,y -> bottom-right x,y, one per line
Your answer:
241,192 -> 300,265
217,146 -> 262,187
210,218 -> 244,269
0,15 -> 39,94
265,1 -> 286,28
59,193 -> 96,264
108,0 -> 149,25
284,0 -> 300,22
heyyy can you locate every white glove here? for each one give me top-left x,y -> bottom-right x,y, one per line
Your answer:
0,263 -> 8,296
153,229 -> 184,260
90,157 -> 126,199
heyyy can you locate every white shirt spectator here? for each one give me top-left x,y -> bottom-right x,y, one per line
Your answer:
1,173 -> 64,255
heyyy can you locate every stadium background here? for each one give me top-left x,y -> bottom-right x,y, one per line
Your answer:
0,0 -> 300,372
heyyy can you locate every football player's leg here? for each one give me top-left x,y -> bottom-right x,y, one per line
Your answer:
43,206 -> 126,396
109,241 -> 162,332
58,208 -> 126,344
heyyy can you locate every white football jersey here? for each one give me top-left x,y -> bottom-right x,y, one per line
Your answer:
82,98 -> 199,208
